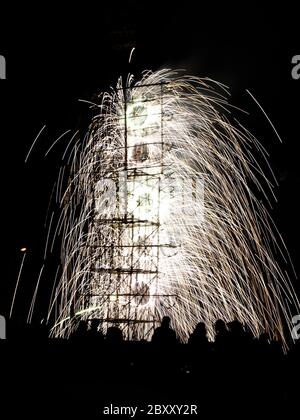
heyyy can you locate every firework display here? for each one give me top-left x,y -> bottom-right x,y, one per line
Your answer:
48,69 -> 299,344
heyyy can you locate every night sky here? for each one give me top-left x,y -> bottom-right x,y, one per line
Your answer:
0,1 -> 299,320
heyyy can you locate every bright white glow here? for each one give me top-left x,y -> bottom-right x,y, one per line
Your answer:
48,69 -> 299,346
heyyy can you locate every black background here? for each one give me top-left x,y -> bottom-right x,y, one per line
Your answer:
0,1 -> 299,321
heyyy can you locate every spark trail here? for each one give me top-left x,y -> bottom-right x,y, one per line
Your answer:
48,69 -> 299,344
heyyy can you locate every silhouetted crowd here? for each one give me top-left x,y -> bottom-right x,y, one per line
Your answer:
69,315 -> 286,357
1,316 -> 299,418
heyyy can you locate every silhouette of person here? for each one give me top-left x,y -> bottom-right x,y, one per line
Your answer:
106,326 -> 123,344
188,322 -> 211,375
188,322 -> 209,348
227,320 -> 244,337
151,316 -> 177,345
227,320 -> 249,356
86,319 -> 104,343
214,319 -> 230,351
72,320 -> 87,340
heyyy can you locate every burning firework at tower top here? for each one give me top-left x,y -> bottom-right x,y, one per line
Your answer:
46,69 -> 299,346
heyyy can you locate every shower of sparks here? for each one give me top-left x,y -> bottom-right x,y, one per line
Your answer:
45,69 -> 299,345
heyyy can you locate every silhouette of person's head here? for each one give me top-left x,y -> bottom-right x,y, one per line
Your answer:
161,316 -> 171,329
227,320 -> 244,336
215,319 -> 227,334
194,322 -> 207,337
90,319 -> 99,332
77,320 -> 87,334
106,326 -> 123,343
188,321 -> 209,347
151,316 -> 177,345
